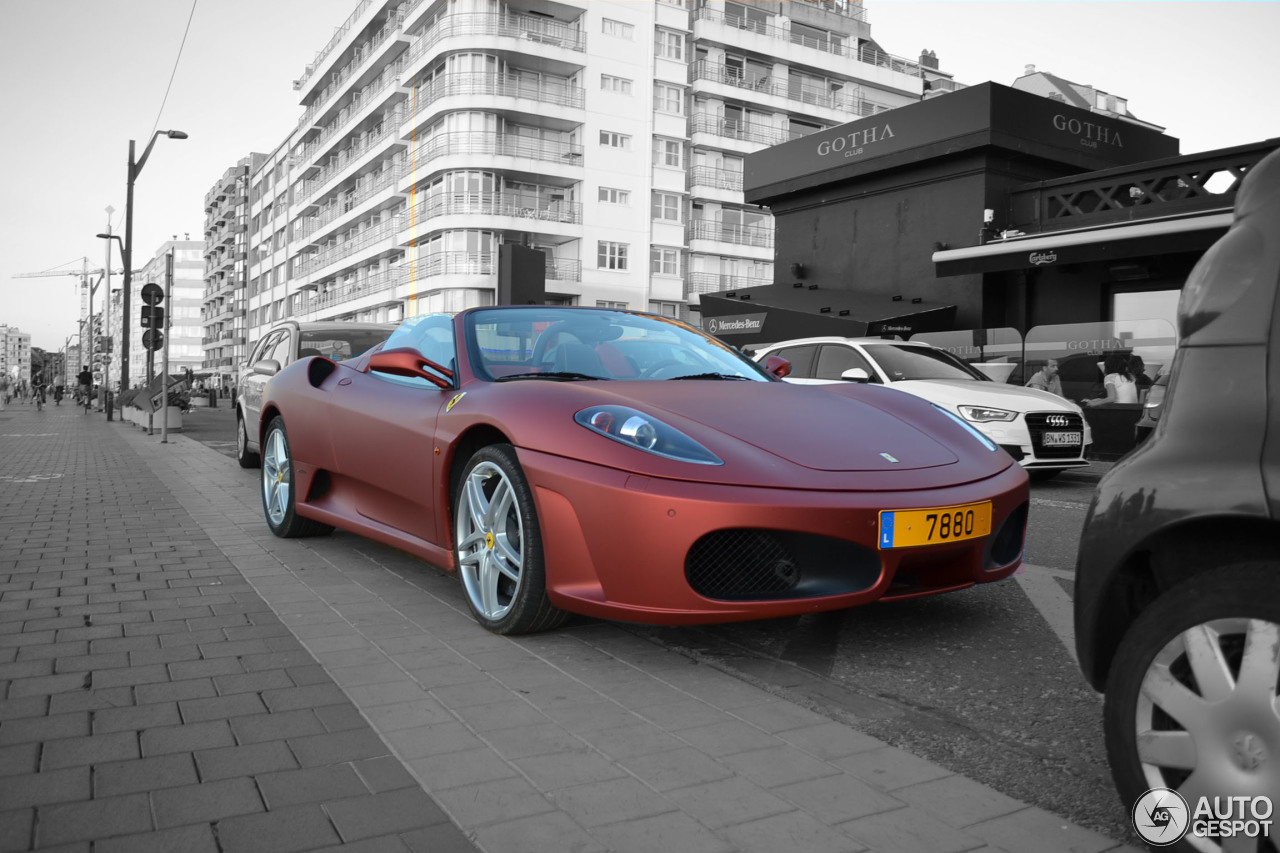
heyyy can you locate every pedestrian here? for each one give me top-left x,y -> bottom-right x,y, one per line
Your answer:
1024,358 -> 1064,397
1084,353 -> 1139,406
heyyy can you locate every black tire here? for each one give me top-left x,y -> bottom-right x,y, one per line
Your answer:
453,444 -> 567,634
236,410 -> 260,469
1103,564 -> 1280,853
260,416 -> 332,538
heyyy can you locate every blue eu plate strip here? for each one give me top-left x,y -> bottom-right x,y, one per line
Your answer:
879,513 -> 894,548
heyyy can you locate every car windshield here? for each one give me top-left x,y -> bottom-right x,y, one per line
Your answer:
865,344 -> 989,382
467,307 -> 773,382
300,328 -> 393,361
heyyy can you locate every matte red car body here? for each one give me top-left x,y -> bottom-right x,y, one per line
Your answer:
260,308 -> 1030,626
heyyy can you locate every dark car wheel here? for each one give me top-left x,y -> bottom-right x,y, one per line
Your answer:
261,416 -> 332,538
237,410 -> 260,469
454,445 -> 567,635
1103,564 -> 1280,852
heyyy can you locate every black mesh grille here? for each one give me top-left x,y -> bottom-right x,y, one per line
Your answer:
1025,412 -> 1085,459
686,530 -> 798,600
685,529 -> 883,601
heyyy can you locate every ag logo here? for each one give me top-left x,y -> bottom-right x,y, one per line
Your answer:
1132,787 -> 1190,846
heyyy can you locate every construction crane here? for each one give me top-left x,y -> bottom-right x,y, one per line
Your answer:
13,259 -> 130,378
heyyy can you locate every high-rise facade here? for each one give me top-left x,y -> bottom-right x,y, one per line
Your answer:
0,325 -> 32,387
240,0 -> 951,345
202,155 -> 262,387
125,240 -> 206,388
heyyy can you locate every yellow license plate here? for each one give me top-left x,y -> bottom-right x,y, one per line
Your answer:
878,501 -> 992,549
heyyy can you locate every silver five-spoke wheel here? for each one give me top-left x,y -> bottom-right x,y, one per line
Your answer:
260,416 -> 331,539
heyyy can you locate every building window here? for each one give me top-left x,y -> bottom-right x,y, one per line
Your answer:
652,138 -> 682,168
600,74 -> 633,95
599,187 -> 631,205
602,18 -> 633,38
650,247 -> 681,276
651,192 -> 682,222
596,300 -> 628,309
597,241 -> 628,270
654,82 -> 683,115
654,28 -> 684,60
648,301 -> 681,318
600,131 -> 631,149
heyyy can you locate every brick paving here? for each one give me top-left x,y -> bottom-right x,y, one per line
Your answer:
0,403 -> 1142,853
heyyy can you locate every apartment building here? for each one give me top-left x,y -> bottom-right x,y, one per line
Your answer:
202,155 -> 263,386
241,0 -> 952,346
1,325 -> 32,387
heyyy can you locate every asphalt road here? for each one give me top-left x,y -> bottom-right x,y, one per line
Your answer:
177,404 -> 1136,843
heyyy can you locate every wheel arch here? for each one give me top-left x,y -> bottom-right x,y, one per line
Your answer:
1084,513 -> 1280,688
444,424 -> 515,536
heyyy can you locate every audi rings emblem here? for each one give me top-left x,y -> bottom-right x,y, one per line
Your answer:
1046,415 -> 1069,427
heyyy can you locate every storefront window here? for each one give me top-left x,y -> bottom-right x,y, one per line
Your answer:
1024,319 -> 1176,404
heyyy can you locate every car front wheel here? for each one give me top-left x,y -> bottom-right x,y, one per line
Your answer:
454,445 -> 567,634
1103,564 -> 1280,853
261,416 -> 332,538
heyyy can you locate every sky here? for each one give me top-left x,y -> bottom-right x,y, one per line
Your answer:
1,0 -> 1277,353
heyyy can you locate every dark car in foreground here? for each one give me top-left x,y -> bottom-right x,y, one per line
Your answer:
1074,147 -> 1280,851
236,321 -> 396,467
257,305 -> 1030,634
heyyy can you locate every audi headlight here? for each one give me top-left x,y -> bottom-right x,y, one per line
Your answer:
933,405 -> 998,451
957,405 -> 1017,423
575,406 -> 723,465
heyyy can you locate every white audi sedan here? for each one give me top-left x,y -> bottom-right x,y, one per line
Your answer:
752,337 -> 1091,479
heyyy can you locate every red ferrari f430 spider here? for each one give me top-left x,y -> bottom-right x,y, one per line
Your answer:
258,306 -> 1029,634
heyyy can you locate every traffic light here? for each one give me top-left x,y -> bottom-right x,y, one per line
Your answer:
140,306 -> 165,329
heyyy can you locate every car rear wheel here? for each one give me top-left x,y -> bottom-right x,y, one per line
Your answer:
454,445 -> 567,634
1103,564 -> 1280,852
237,410 -> 260,469
261,416 -> 332,538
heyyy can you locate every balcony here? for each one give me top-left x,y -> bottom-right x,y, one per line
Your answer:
414,70 -> 584,113
297,11 -> 409,133
406,192 -> 584,227
401,10 -> 585,74
546,258 -> 581,283
689,60 -> 895,117
296,215 -> 402,277
687,219 -> 774,249
689,113 -> 795,148
296,162 -> 409,242
298,265 -> 410,316
686,272 -> 772,296
688,164 -> 744,193
300,103 -> 408,177
409,131 -> 584,168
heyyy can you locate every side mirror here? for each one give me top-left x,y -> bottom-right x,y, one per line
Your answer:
763,355 -> 792,379
367,347 -> 454,389
252,359 -> 281,377
841,367 -> 871,382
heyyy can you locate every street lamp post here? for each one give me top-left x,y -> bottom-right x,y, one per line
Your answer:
120,130 -> 187,395
97,220 -> 126,421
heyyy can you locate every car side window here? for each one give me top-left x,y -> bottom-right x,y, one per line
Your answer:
251,333 -> 279,366
816,345 -> 879,382
265,332 -> 292,366
774,345 -> 817,377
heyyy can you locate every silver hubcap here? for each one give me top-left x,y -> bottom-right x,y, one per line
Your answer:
262,428 -> 290,526
456,461 -> 523,621
1136,617 -> 1280,852
238,418 -> 247,457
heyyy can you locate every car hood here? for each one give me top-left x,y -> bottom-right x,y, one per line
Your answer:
482,380 -> 965,474
889,379 -> 1084,414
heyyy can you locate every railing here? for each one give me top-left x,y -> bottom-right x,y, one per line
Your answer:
410,131 -> 584,166
1007,140 -> 1278,233
301,98 -> 406,170
294,0 -> 378,93
688,60 -> 894,115
299,265 -> 410,315
407,192 -> 583,226
687,219 -> 774,248
688,164 -> 744,192
299,50 -> 407,136
296,215 -> 402,276
791,0 -> 870,23
692,6 -> 914,71
297,162 -> 409,239
298,107 -> 408,201
546,258 -> 581,282
415,70 -> 585,111
402,11 -> 585,70
689,113 -> 795,147
686,272 -> 772,295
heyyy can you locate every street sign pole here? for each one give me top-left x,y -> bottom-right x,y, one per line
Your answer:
161,251 -> 172,444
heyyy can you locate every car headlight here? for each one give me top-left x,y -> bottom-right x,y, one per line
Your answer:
933,405 -> 998,451
575,406 -> 722,465
957,405 -> 1017,423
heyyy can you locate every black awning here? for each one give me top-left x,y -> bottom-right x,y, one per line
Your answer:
932,212 -> 1232,276
699,284 -> 956,348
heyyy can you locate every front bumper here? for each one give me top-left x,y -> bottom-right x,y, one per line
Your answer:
984,413 -> 1092,470
519,448 -> 1029,625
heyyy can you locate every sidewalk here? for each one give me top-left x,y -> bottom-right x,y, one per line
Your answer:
1,405 -> 1141,853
